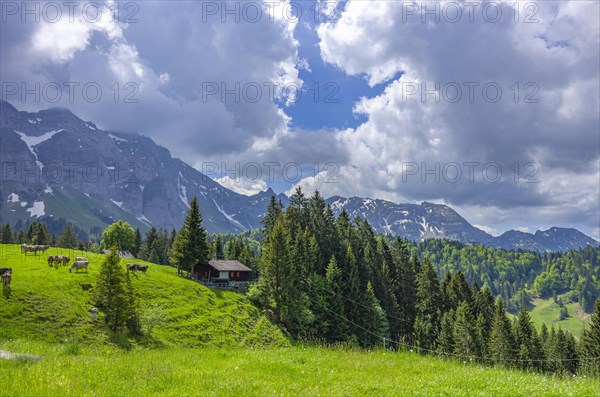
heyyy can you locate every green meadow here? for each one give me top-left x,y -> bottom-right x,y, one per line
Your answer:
1,244 -> 598,396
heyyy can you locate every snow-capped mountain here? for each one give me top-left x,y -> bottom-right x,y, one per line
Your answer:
0,100 -> 282,233
1,101 -> 597,252
326,197 -> 598,252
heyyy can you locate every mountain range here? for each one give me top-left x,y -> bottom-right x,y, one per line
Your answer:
1,101 -> 597,252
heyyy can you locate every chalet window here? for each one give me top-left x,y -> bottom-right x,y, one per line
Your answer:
204,271 -> 208,279
236,272 -> 240,278
230,271 -> 234,278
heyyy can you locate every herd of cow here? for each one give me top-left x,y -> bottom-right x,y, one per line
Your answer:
127,263 -> 148,273
20,244 -> 50,255
0,245 -> 152,289
48,255 -> 90,273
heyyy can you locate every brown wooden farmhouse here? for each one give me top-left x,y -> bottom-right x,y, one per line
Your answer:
196,260 -> 252,282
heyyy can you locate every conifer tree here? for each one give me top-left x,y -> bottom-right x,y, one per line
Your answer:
488,299 -> 516,366
437,309 -> 455,356
579,299 -> 600,374
392,238 -> 417,338
262,194 -> 283,241
474,285 -> 495,342
213,235 -> 224,259
343,244 -> 366,340
259,219 -> 311,335
514,306 -> 544,370
307,273 -> 329,339
58,223 -> 79,248
453,301 -> 478,359
93,249 -> 131,332
288,186 -> 309,230
308,191 -> 337,272
131,228 -> 142,257
414,257 -> 442,350
171,197 -> 208,277
325,255 -> 348,341
447,270 -> 474,311
364,281 -> 390,347
1,223 -> 13,244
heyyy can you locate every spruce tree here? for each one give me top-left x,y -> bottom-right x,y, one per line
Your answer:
474,285 -> 495,345
447,270 -> 474,311
213,235 -> 224,260
343,243 -> 365,339
453,301 -> 478,359
132,228 -> 142,258
414,257 -> 442,350
488,299 -> 516,366
93,249 -> 131,332
259,219 -> 310,335
437,309 -> 455,356
514,306 -> 544,371
171,197 -> 208,277
392,238 -> 417,339
307,273 -> 329,338
364,281 -> 390,347
58,223 -> 79,248
262,195 -> 283,240
1,224 -> 13,244
579,299 -> 600,374
325,255 -> 348,341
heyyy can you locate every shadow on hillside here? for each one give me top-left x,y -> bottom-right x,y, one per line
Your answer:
106,329 -> 165,350
2,286 -> 10,299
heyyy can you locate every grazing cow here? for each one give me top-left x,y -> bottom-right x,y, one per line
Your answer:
21,245 -> 37,255
136,265 -> 148,273
126,263 -> 138,272
38,245 -> 50,254
70,260 -> 88,273
2,272 -> 11,288
61,256 -> 70,266
0,268 -> 12,276
75,257 -> 87,262
48,256 -> 54,266
127,263 -> 148,273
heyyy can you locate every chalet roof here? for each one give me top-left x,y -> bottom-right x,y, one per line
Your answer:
208,260 -> 251,272
101,250 -> 134,259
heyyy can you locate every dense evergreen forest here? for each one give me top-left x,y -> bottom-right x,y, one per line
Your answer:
2,188 -> 599,375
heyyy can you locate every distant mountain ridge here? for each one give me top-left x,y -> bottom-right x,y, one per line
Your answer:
1,101 -> 597,252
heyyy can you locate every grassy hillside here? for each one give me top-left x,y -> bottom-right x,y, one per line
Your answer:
529,297 -> 591,337
0,244 -> 287,347
1,343 -> 598,396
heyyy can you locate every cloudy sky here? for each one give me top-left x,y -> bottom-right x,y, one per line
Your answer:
1,0 -> 599,238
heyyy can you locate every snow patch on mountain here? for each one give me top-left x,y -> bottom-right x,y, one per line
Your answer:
26,201 -> 45,217
178,177 -> 190,208
108,133 -> 127,143
212,198 -> 244,230
136,214 -> 152,226
7,193 -> 19,203
110,199 -> 123,208
14,129 -> 64,169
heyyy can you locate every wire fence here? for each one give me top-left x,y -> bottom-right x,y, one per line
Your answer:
306,294 -> 600,364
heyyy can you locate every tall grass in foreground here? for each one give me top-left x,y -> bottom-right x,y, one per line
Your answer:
1,343 -> 598,397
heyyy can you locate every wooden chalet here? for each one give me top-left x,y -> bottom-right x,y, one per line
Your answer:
196,260 -> 252,282
101,250 -> 134,258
